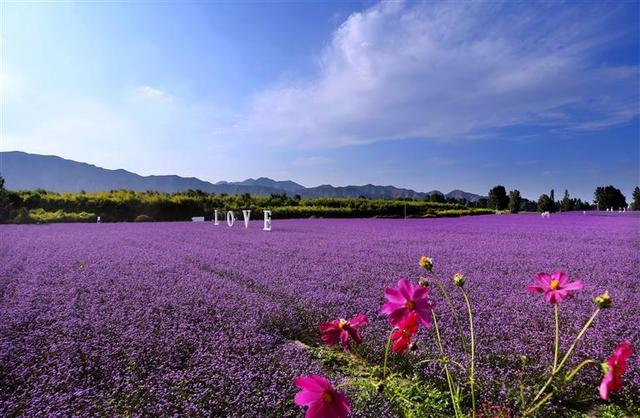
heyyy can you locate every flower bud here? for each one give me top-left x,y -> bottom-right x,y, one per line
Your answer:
419,256 -> 433,271
594,291 -> 612,309
418,276 -> 430,287
453,273 -> 465,287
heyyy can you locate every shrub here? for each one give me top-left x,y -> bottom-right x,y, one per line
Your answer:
27,208 -> 96,223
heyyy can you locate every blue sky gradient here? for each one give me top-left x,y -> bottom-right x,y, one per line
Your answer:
1,1 -> 638,200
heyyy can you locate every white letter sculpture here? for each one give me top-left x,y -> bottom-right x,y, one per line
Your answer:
242,210 -> 251,228
214,210 -> 219,225
226,211 -> 236,227
263,210 -> 272,231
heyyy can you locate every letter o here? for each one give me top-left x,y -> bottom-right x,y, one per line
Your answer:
226,210 -> 236,227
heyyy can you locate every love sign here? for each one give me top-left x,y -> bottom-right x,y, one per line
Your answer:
213,210 -> 272,231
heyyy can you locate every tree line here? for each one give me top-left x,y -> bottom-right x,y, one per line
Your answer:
0,174 -> 638,223
486,184 -> 637,213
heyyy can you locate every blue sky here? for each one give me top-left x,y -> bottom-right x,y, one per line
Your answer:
1,0 -> 638,200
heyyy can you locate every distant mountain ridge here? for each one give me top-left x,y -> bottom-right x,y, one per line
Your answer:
0,151 -> 484,201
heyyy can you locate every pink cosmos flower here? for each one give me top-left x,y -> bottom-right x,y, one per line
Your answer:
381,279 -> 433,328
294,375 -> 351,418
391,311 -> 419,354
526,271 -> 583,304
600,340 -> 633,400
319,314 -> 368,351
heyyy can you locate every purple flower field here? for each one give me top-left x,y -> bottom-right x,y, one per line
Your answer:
1,213 -> 638,416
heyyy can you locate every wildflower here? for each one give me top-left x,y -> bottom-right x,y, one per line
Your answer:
526,271 -> 583,304
294,375 -> 351,418
600,340 -> 633,400
319,314 -> 368,351
453,273 -> 465,287
594,291 -> 612,309
381,279 -> 434,328
391,311 -> 419,354
418,256 -> 433,271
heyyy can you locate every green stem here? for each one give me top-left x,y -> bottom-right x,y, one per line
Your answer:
552,304 -> 559,374
382,328 -> 395,381
519,379 -> 526,412
462,289 -> 476,418
433,311 -> 461,418
524,392 -> 554,417
432,272 -> 467,352
526,308 -> 601,411
564,359 -> 597,383
555,308 -> 600,372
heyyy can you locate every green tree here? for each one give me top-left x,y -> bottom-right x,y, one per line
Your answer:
632,186 -> 640,211
561,190 -> 572,212
520,198 -> 538,212
538,194 -> 554,213
508,189 -> 522,213
0,175 -> 17,223
594,185 -> 627,210
0,175 -> 8,222
488,185 -> 509,210
428,192 -> 445,203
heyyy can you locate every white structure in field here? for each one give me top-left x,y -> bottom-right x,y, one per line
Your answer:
226,211 -> 236,227
242,210 -> 251,228
207,209 -> 271,230
263,210 -> 272,231
541,211 -> 550,218
97,216 -> 101,223
192,216 -> 205,222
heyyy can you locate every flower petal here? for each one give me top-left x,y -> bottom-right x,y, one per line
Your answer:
413,286 -> 429,301
526,284 -> 546,293
535,272 -> 551,285
294,389 -> 320,406
295,375 -> 331,392
397,279 -> 413,300
562,280 -> 583,291
339,330 -> 351,350
552,271 -> 569,285
388,307 -> 408,326
381,301 -> 404,315
384,287 -> 406,303
349,314 -> 368,326
600,374 -> 611,400
615,340 -> 633,359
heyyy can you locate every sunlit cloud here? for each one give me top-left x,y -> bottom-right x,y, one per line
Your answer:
239,1 -> 638,148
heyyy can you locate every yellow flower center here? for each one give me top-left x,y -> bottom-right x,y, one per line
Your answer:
322,391 -> 333,403
337,319 -> 348,330
550,279 -> 560,290
405,300 -> 415,310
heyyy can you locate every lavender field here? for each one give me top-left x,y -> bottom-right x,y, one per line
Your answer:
1,213 -> 638,416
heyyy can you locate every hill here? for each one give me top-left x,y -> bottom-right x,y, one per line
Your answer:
0,151 -> 484,201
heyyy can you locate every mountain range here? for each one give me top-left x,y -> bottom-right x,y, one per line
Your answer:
0,151 -> 484,201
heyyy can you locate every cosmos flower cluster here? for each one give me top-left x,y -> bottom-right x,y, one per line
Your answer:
298,257 -> 633,418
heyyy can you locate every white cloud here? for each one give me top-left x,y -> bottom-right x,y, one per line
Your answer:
239,1 -> 638,148
131,85 -> 173,103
